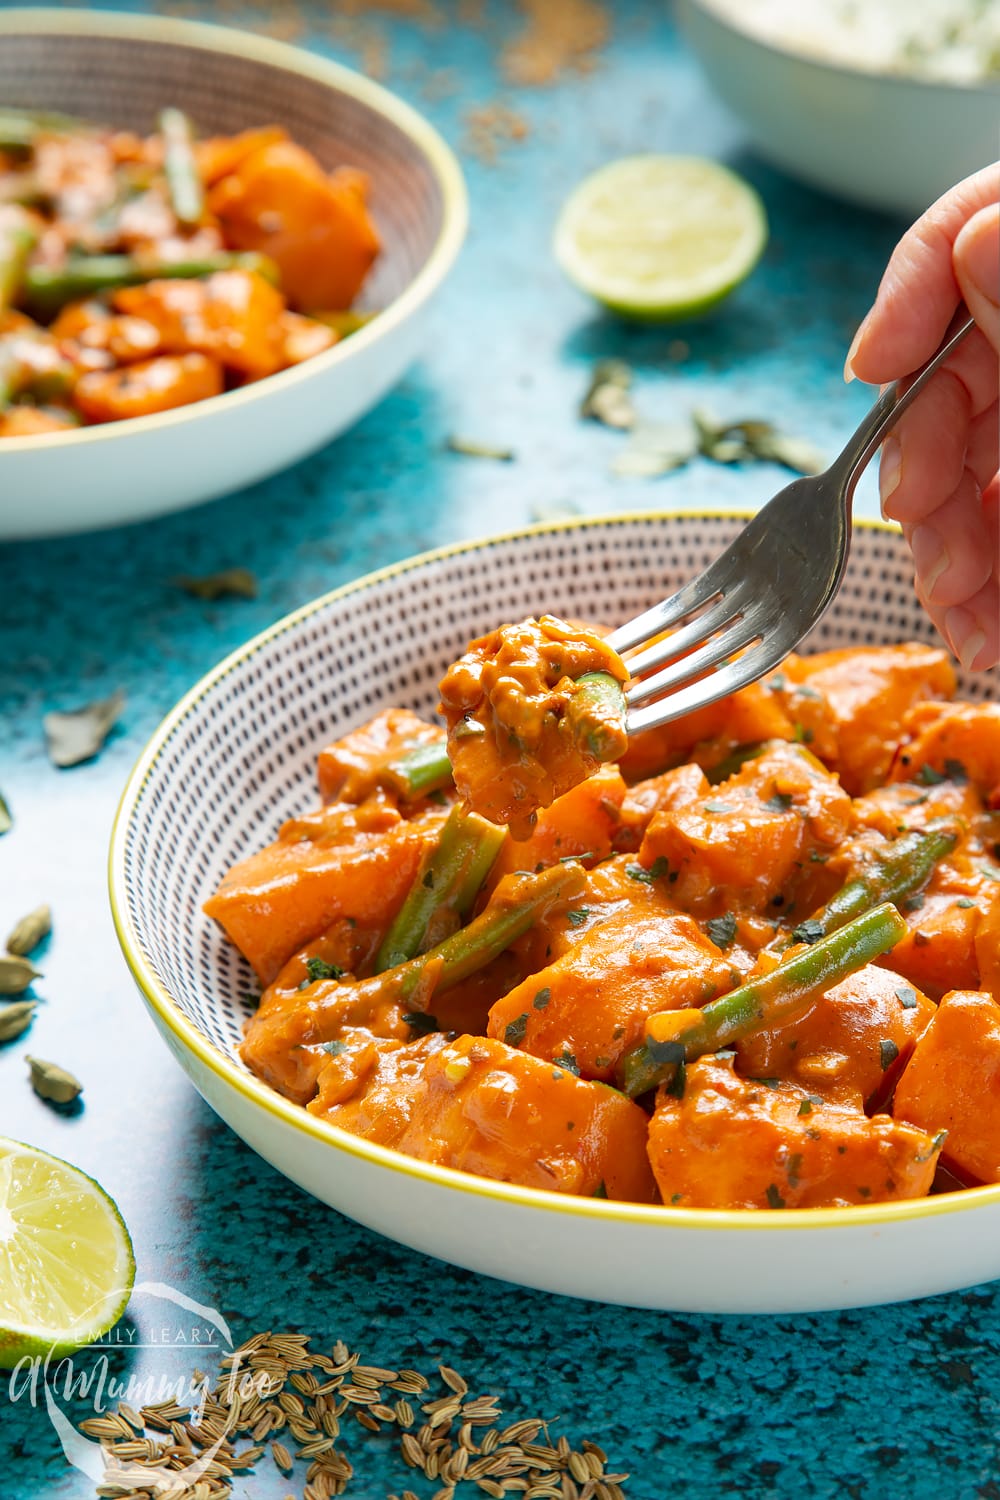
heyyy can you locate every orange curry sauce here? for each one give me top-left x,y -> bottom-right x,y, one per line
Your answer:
206,641 -> 1000,1210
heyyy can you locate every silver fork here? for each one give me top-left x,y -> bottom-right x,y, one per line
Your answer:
607,315 -> 976,736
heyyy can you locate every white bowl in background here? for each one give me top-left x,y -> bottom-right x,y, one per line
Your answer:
678,0 -> 999,218
0,10 -> 467,539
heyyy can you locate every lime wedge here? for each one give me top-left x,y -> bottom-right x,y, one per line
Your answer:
0,1137 -> 134,1368
554,155 -> 768,321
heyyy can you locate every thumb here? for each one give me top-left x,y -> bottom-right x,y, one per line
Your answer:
954,203 -> 1000,356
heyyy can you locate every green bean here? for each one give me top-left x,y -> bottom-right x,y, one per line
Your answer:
374,805 -> 506,972
619,902 -> 908,1097
159,107 -> 204,228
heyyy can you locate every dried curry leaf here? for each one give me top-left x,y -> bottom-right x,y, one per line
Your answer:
581,358 -> 636,431
6,904 -> 51,957
446,435 -> 515,461
172,567 -> 258,601
749,429 -> 826,475
611,420 -> 697,478
694,408 -> 824,474
43,689 -> 125,769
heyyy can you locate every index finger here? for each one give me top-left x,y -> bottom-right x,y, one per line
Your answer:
846,162 -> 1000,384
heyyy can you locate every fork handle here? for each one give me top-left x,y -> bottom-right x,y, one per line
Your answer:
828,312 -> 976,495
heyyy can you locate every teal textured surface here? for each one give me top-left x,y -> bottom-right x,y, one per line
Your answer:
2,3 -> 996,1497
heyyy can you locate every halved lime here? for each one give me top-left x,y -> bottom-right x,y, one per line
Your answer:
554,155 -> 768,321
0,1137 -> 134,1368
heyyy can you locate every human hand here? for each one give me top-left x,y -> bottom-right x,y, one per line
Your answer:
845,163 -> 999,672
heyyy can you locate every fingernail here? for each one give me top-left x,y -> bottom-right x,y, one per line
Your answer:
844,321 -> 866,382
946,606 -> 987,671
910,523 -> 949,598
960,213 -> 1000,307
879,435 -> 902,515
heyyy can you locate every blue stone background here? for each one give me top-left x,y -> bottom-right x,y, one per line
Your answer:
2,2 -> 999,1497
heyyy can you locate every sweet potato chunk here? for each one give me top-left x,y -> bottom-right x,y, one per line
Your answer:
618,680 -> 794,782
73,352 -> 223,421
315,1032 -> 658,1201
778,644 -> 956,794
208,141 -> 379,311
316,708 -> 446,806
114,271 -> 287,380
648,1055 -> 942,1209
488,907 -> 736,1080
894,991 -> 1000,1182
488,765 -> 626,883
890,702 -> 1000,803
882,892 -> 984,999
737,963 -> 935,1108
638,741 -> 851,916
205,801 -> 446,984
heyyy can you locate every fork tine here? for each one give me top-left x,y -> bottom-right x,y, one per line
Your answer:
623,584 -> 747,679
625,636 -> 788,737
625,612 -> 762,708
605,548 -> 737,654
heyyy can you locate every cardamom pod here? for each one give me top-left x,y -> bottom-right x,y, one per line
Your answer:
0,1001 -> 36,1042
0,954 -> 40,994
6,904 -> 52,957
26,1055 -> 83,1104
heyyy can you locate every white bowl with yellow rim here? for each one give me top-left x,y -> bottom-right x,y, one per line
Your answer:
0,9 -> 467,539
109,513 -> 1000,1313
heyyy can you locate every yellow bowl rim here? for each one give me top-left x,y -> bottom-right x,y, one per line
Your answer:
109,510 -> 1000,1236
0,6 -> 468,454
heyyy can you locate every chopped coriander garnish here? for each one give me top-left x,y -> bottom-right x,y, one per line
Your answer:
797,1097 -> 813,1116
956,897 -> 976,909
567,908 -> 591,927
552,1049 -> 580,1076
664,1060 -> 686,1099
305,956 -> 345,983
705,912 -> 737,950
917,764 -> 946,786
791,917 -> 824,945
504,1013 -> 528,1047
626,856 -> 669,883
532,987 -> 551,1010
879,1038 -> 900,1071
765,1184 -> 786,1209
592,1181 -> 608,1198
322,1039 -> 347,1056
764,791 -> 794,812
402,1012 -> 439,1035
895,986 -> 918,1010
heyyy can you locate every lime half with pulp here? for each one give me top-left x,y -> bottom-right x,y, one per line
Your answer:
554,154 -> 768,321
0,1137 -> 134,1368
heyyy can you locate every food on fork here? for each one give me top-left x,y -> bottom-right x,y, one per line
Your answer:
438,615 -> 629,839
206,634 -> 1000,1210
0,109 -> 378,435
